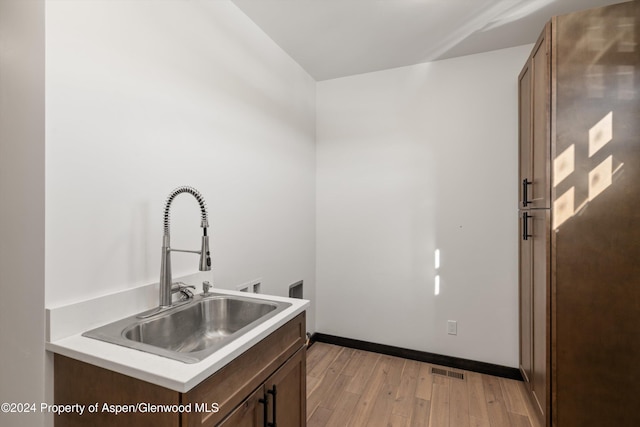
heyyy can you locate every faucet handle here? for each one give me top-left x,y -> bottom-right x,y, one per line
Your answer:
172,282 -> 195,291
172,282 -> 195,300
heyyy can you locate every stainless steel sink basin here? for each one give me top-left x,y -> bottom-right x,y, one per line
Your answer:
82,293 -> 291,363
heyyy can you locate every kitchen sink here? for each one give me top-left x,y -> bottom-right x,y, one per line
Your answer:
82,293 -> 291,363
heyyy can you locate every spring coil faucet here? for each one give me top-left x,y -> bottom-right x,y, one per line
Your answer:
159,186 -> 211,308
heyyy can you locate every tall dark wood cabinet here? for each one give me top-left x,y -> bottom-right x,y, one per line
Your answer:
518,2 -> 640,426
519,23 -> 552,422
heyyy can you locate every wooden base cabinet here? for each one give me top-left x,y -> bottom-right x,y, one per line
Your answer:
519,2 -> 640,426
55,312 -> 306,427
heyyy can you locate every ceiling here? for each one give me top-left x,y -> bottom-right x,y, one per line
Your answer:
231,0 -> 624,81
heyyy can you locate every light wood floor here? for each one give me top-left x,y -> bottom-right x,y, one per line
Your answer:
306,342 -> 543,427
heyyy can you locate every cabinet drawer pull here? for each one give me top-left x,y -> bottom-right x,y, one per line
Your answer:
522,179 -> 532,207
267,385 -> 277,427
259,394 -> 269,427
522,212 -> 532,240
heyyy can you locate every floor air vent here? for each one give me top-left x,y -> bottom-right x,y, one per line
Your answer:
431,367 -> 465,380
431,367 -> 448,376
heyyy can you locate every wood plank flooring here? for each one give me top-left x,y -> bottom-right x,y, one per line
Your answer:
306,342 -> 542,427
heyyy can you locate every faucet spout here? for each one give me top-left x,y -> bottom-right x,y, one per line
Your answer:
159,186 -> 211,308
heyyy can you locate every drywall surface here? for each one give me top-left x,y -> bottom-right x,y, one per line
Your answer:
0,0 -> 46,425
45,0 -> 316,333
316,45 -> 533,367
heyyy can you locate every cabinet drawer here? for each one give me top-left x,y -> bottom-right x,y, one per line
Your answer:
182,312 -> 305,427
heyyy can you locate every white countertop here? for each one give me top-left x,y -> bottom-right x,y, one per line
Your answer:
45,281 -> 309,393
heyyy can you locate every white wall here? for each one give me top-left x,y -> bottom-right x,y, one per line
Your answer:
316,45 -> 533,367
0,0 -> 46,426
45,0 -> 316,324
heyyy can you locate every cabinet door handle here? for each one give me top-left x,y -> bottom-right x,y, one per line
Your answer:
522,179 -> 532,207
267,385 -> 277,427
259,394 -> 269,427
522,212 -> 532,240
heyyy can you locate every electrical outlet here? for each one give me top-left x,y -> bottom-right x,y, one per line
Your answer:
447,320 -> 457,335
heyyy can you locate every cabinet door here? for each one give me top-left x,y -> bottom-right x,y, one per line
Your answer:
519,211 -> 533,385
519,209 -> 549,421
265,347 -> 306,427
530,25 -> 551,209
217,387 -> 265,427
519,25 -> 551,209
518,58 -> 532,208
530,209 -> 549,419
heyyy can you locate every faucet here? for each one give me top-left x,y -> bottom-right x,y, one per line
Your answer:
158,186 -> 211,308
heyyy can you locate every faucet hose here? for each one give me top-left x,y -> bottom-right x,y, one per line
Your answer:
163,186 -> 209,235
